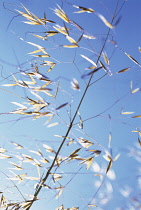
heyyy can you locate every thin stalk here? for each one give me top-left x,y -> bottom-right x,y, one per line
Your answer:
26,1 -> 122,208
26,32 -> 110,210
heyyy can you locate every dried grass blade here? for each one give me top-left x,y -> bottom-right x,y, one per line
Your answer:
53,26 -> 68,35
66,35 -> 77,45
63,44 -> 78,48
132,115 -> 141,118
73,5 -> 95,13
82,66 -> 102,78
125,52 -> 140,66
32,34 -> 47,40
103,52 -> 110,65
23,21 -> 41,25
138,138 -> 141,146
131,88 -> 140,94
118,67 -> 131,73
106,160 -> 112,174
97,13 -> 114,29
80,157 -> 94,169
83,34 -> 96,39
121,111 -> 134,115
99,60 -> 107,70
69,148 -> 81,158
55,187 -> 64,199
81,54 -> 97,67
71,78 -> 80,90
54,5 -> 70,23
34,54 -> 50,58
56,103 -> 68,110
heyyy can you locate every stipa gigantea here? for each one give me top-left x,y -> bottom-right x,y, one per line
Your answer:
2,0 -> 141,210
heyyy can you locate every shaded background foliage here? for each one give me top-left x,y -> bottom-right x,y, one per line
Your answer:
0,0 -> 141,209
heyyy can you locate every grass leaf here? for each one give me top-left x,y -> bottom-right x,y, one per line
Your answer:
97,13 -> 114,29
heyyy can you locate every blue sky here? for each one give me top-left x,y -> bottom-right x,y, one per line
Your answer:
0,0 -> 141,209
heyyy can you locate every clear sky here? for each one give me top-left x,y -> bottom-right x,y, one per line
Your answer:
0,0 -> 141,209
